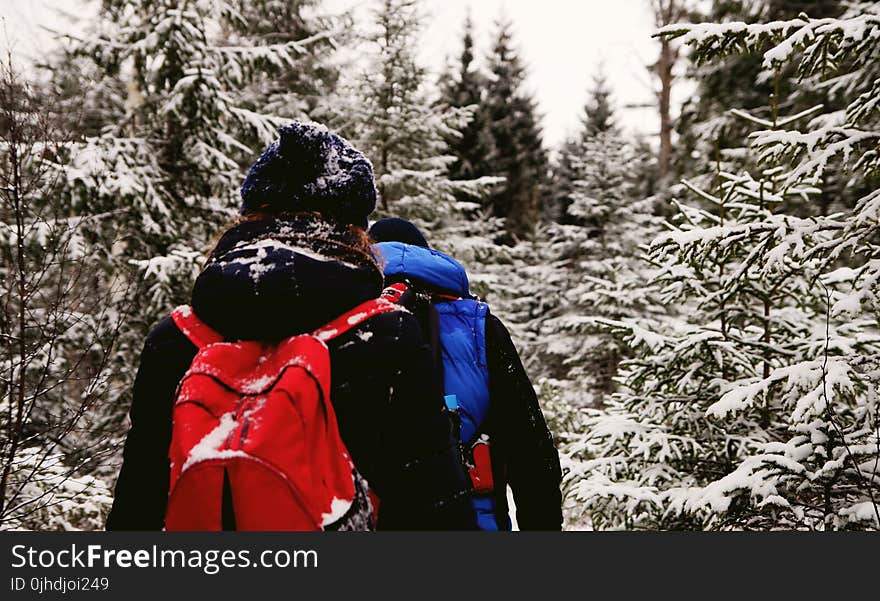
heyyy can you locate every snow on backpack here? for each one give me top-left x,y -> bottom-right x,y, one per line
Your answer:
163,299 -> 400,531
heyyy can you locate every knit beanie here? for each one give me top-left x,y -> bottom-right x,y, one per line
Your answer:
240,121 -> 377,229
368,217 -> 430,248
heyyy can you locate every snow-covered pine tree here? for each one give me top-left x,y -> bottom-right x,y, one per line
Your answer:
338,5 -> 542,449
41,37 -> 126,140
229,0 -> 346,126
545,143 -> 660,405
566,165 -> 841,529
69,0 -> 339,314
537,75 -> 663,408
552,69 -> 616,225
566,3 -> 880,530
674,0 -> 850,212
58,0 -> 337,477
483,17 -> 548,241
342,0 -> 497,244
431,11 -> 535,337
438,13 -> 494,188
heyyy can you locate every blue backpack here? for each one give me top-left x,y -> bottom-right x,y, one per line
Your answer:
376,241 -> 511,531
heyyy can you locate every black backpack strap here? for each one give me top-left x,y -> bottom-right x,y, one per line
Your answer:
382,281 -> 447,410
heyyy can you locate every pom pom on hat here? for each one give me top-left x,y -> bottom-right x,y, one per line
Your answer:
240,121 -> 378,229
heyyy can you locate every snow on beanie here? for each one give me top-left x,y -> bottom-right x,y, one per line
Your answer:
240,121 -> 378,229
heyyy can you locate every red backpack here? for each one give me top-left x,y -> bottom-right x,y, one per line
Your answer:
163,298 -> 400,531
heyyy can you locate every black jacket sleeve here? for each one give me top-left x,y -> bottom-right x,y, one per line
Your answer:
485,313 -> 563,530
106,316 -> 197,530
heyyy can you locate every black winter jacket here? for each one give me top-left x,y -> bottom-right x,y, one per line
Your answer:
106,216 -> 476,530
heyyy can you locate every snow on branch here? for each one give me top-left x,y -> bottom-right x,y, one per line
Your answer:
751,126 -> 880,184
658,11 -> 880,70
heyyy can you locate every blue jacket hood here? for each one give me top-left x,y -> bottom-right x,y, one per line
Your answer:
375,241 -> 470,297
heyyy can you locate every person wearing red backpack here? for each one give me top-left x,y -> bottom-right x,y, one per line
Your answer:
369,218 -> 563,530
106,123 -> 476,531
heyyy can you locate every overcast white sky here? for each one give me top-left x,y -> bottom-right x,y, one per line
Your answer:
1,0 -> 680,147
330,0 -> 669,146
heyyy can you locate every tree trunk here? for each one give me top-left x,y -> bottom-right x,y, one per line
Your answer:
657,37 -> 674,179
652,0 -> 686,180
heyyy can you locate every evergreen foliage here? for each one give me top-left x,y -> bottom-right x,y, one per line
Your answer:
6,0 -> 880,532
566,2 -> 880,530
343,0 -> 497,240
483,18 -> 548,241
439,13 -> 494,186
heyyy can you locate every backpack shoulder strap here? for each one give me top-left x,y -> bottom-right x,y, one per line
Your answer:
170,305 -> 224,349
383,282 -> 454,415
313,297 -> 404,343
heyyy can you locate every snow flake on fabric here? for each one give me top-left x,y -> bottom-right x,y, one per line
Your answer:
182,413 -> 238,470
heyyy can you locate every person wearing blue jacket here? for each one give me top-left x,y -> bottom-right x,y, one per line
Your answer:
369,217 -> 563,530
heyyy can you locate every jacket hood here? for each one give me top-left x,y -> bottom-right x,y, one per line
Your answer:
375,241 -> 470,297
192,215 -> 384,341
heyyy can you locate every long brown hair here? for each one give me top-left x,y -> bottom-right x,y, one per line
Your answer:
207,211 -> 380,272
